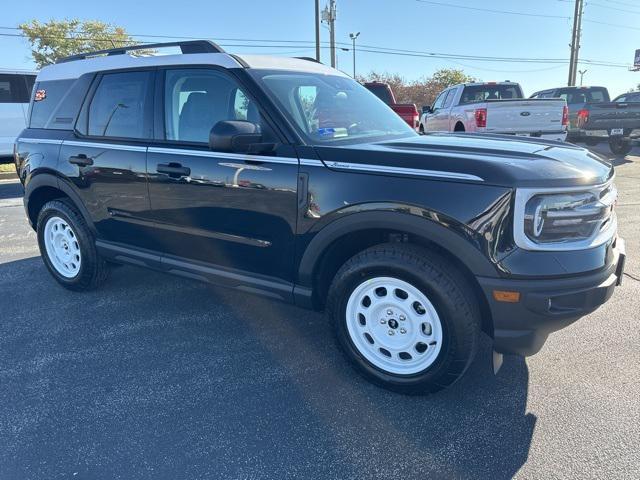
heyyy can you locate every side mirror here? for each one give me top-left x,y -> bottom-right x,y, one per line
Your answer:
422,105 -> 432,114
209,120 -> 274,154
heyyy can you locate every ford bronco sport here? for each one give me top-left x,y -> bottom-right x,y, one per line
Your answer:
15,41 -> 626,394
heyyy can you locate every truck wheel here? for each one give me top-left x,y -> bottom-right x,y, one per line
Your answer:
454,123 -> 465,132
326,243 -> 481,394
419,124 -> 425,134
609,138 -> 632,156
37,199 -> 109,291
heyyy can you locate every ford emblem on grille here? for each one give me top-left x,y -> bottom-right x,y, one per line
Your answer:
520,111 -> 531,117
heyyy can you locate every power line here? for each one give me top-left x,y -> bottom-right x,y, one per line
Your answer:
587,1 -> 640,14
414,0 -> 570,19
600,0 -> 640,8
1,30 -> 632,69
583,18 -> 640,31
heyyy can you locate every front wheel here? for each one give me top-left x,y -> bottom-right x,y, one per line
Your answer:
327,244 -> 481,395
609,138 -> 632,156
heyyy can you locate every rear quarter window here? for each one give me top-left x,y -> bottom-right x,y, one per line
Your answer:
29,79 -> 76,129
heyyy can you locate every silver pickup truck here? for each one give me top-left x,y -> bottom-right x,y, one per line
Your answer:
419,82 -> 568,141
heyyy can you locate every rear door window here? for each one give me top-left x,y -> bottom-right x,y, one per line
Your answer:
0,74 -> 31,103
87,71 -> 153,139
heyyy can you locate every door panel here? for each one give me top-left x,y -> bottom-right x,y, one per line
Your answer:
147,67 -> 298,281
57,69 -> 155,248
59,140 -> 155,248
146,146 -> 299,280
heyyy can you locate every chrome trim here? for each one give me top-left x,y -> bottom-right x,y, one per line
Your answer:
147,146 -> 299,165
323,161 -> 484,182
63,140 -> 147,152
17,138 -> 64,145
300,159 -> 325,167
513,178 -> 617,252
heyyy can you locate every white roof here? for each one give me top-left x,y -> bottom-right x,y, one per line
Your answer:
236,55 -> 347,76
0,68 -> 38,75
36,51 -> 346,82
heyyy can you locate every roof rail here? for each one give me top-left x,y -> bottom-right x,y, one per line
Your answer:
56,40 -> 225,64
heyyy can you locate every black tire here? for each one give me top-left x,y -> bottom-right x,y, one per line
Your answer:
454,123 -> 465,132
585,138 -> 600,147
609,138 -> 632,156
418,124 -> 425,134
326,243 -> 481,395
36,199 -> 109,291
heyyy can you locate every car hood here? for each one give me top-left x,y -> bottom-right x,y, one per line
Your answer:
313,133 -> 614,188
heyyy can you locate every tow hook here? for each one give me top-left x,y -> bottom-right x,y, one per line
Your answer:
493,350 -> 504,375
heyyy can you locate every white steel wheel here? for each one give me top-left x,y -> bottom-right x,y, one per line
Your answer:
43,216 -> 82,278
345,276 -> 444,375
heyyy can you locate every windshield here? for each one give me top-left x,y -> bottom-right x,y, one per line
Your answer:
250,70 -> 416,145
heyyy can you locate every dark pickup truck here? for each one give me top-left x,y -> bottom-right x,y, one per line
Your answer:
15,40 -> 625,394
530,86 -> 640,155
363,82 -> 419,130
575,92 -> 640,155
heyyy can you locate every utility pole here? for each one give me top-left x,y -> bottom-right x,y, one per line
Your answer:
578,69 -> 587,86
567,0 -> 584,86
315,0 -> 321,62
322,0 -> 337,68
349,32 -> 360,78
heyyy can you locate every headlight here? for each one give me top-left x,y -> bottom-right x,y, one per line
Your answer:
514,181 -> 617,251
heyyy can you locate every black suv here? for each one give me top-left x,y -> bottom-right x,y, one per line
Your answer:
15,41 -> 626,394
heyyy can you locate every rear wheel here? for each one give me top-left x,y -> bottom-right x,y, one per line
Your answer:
454,122 -> 465,132
37,199 -> 109,291
609,138 -> 632,156
327,244 -> 481,395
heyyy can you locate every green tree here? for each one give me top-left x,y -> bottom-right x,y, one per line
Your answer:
18,19 -> 142,68
358,68 -> 476,109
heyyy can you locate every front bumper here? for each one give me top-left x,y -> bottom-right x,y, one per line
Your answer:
477,237 -> 626,356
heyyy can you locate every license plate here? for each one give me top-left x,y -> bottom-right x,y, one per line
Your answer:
611,128 -> 624,136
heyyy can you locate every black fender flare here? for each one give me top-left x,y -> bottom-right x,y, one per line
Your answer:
24,172 -> 96,233
296,210 -> 499,287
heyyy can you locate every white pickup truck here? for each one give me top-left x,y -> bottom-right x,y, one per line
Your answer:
419,82 -> 568,141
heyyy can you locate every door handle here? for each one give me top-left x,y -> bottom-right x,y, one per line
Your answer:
157,163 -> 191,178
69,154 -> 93,166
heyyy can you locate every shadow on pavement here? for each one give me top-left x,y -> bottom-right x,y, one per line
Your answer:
0,257 -> 535,480
0,180 -> 23,200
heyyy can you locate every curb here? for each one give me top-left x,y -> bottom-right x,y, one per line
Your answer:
0,172 -> 17,180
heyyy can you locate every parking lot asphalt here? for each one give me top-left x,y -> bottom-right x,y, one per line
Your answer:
0,146 -> 639,480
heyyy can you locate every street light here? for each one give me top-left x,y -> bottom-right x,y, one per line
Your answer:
349,32 -> 360,78
578,69 -> 587,86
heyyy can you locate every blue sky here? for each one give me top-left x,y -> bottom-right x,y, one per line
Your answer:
2,0 -> 639,97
